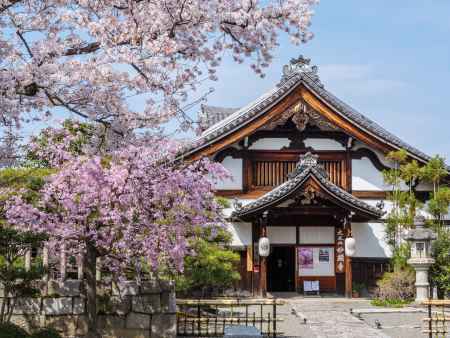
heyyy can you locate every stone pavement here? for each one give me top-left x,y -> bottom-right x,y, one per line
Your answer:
269,293 -> 427,338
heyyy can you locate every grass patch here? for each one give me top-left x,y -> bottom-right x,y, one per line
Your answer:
370,298 -> 412,308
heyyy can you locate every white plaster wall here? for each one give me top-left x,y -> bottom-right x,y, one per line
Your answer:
304,138 -> 345,151
352,222 -> 392,258
214,156 -> 243,190
444,210 -> 450,221
228,222 -> 252,247
352,141 -> 433,192
415,181 -> 434,191
267,226 -> 297,244
248,138 -> 290,150
299,226 -> 335,244
362,199 -> 394,219
221,199 -> 255,218
352,157 -> 387,191
353,141 -> 395,168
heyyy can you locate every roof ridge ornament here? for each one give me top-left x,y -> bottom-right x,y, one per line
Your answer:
281,55 -> 322,86
288,152 -> 329,179
299,152 -> 319,167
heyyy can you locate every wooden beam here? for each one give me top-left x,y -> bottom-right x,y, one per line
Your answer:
352,191 -> 387,199
190,87 -> 303,161
300,87 -> 393,154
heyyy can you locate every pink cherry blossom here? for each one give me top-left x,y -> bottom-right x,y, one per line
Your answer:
6,140 -> 229,274
0,0 -> 317,130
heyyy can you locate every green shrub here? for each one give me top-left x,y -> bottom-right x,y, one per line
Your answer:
352,282 -> 365,293
374,269 -> 415,302
430,227 -> 450,298
0,323 -> 28,338
370,298 -> 411,308
30,328 -> 62,338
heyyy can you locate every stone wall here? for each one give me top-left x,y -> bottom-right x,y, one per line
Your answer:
1,280 -> 176,338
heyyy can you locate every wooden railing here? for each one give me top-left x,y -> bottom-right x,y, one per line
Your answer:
176,298 -> 285,337
422,300 -> 450,337
251,159 -> 346,188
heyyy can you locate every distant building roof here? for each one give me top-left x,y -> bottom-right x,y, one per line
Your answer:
198,105 -> 239,133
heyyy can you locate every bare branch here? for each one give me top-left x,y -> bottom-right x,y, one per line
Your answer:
0,0 -> 21,13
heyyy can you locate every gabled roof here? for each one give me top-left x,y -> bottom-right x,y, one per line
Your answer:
232,152 -> 383,219
183,56 -> 432,163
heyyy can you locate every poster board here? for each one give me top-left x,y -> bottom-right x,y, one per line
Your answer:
298,247 -> 334,276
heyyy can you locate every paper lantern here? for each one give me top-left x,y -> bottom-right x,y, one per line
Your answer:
345,237 -> 356,257
258,237 -> 270,257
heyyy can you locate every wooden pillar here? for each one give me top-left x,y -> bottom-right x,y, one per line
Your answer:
259,211 -> 268,298
345,256 -> 352,298
250,221 -> 255,296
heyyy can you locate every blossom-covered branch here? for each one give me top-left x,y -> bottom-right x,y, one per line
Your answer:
0,0 -> 317,130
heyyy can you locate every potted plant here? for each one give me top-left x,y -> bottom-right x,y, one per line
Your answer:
352,282 -> 365,298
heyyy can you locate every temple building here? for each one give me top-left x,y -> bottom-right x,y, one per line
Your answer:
183,56 -> 445,296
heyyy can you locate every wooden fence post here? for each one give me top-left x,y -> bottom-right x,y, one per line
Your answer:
24,248 -> 31,272
60,243 -> 66,281
43,246 -> 49,281
77,253 -> 84,280
96,257 -> 101,281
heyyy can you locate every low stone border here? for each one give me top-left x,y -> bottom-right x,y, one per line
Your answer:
1,279 -> 176,338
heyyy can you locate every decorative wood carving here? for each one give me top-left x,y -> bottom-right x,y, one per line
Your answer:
287,183 -> 324,206
187,85 -> 402,161
245,130 -> 349,150
259,100 -> 338,133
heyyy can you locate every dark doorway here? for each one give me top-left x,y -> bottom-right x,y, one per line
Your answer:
267,246 -> 295,292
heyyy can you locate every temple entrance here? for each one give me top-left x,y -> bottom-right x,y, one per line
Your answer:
267,246 -> 295,292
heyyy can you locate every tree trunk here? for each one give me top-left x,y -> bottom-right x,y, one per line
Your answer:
85,242 -> 99,338
0,293 -> 6,323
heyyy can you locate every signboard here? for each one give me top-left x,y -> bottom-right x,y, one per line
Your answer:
246,246 -> 253,272
319,248 -> 330,262
298,247 -> 334,276
303,280 -> 320,292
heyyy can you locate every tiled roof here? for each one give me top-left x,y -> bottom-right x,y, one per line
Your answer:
198,105 -> 238,133
184,56 -> 433,163
232,152 -> 383,219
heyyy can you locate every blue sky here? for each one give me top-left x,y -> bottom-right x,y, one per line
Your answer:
19,1 -> 449,160
194,0 -> 450,159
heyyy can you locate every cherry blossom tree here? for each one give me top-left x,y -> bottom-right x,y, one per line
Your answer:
1,1 -> 318,336
5,135 -> 228,337
0,0 -> 317,131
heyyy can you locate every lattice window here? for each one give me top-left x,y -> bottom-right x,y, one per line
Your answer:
252,160 -> 345,188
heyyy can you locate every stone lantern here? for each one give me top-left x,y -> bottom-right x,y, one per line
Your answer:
405,215 -> 437,302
